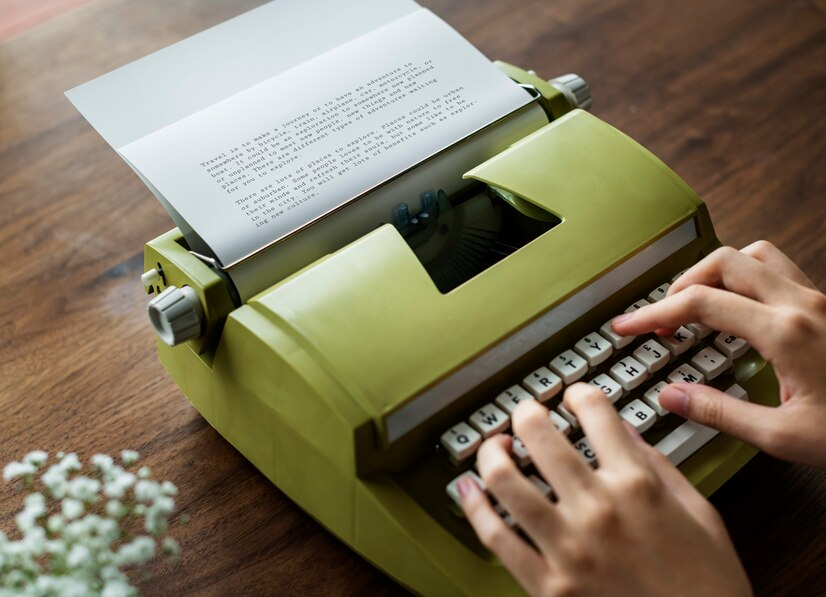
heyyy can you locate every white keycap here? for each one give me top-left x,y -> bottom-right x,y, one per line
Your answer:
714,333 -> 750,359
618,399 -> 657,433
725,383 -> 748,401
625,298 -> 650,313
549,350 -> 588,384
589,374 -> 623,404
653,385 -> 746,466
494,503 -> 518,528
661,326 -> 696,356
686,322 -> 714,339
599,320 -> 635,349
528,474 -> 553,498
522,367 -> 563,402
495,385 -> 535,414
609,357 -> 649,391
511,436 -> 532,468
667,364 -> 705,385
647,283 -> 670,303
690,347 -> 730,380
446,470 -> 486,509
549,410 -> 572,436
573,437 -> 598,467
633,340 -> 669,374
654,420 -> 717,465
469,404 -> 510,438
642,381 -> 670,416
574,333 -> 613,367
556,404 -> 580,429
440,422 -> 482,464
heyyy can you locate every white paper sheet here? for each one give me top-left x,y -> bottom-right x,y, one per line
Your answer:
118,9 -> 531,266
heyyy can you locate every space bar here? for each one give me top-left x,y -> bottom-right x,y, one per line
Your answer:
654,421 -> 719,465
653,383 -> 748,465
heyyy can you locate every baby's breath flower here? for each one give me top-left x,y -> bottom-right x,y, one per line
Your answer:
160,480 -> 179,496
59,452 -> 82,472
23,450 -> 48,467
134,479 -> 161,502
106,500 -> 128,519
2,450 -> 182,594
3,460 -> 36,481
67,476 -> 101,503
61,498 -> 85,520
104,470 -> 136,499
161,536 -> 181,559
41,464 -> 69,498
66,543 -> 91,568
101,579 -> 136,597
115,536 -> 155,567
120,450 -> 140,466
47,514 -> 65,534
91,453 -> 115,472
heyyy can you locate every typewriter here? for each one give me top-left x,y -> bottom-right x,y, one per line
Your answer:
140,64 -> 778,595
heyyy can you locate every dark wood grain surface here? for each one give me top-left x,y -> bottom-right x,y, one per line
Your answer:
1,0 -> 824,595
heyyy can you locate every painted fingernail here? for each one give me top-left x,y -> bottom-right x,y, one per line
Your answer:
457,477 -> 473,498
660,386 -> 690,417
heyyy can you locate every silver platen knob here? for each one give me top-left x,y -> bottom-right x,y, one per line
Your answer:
548,73 -> 592,111
147,285 -> 204,346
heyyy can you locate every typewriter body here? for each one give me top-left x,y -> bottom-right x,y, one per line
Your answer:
142,64 -> 778,595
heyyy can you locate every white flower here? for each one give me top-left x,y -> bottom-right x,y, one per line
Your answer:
91,453 -> 115,472
59,452 -> 82,472
23,451 -> 48,467
46,514 -> 64,534
41,464 -> 68,498
115,536 -> 155,567
137,466 -> 151,479
106,500 -> 128,519
67,476 -> 101,503
144,508 -> 167,535
134,479 -> 161,502
160,480 -> 179,496
3,461 -> 36,480
62,498 -> 85,520
120,450 -> 140,466
66,543 -> 91,568
161,537 -> 181,559
153,496 -> 175,515
104,471 -> 136,499
102,579 -> 137,597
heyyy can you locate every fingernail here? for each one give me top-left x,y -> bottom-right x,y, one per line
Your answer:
457,477 -> 473,498
612,313 -> 633,326
660,386 -> 690,417
622,420 -> 644,442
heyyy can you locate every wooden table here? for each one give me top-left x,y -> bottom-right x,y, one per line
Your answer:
1,0 -> 824,594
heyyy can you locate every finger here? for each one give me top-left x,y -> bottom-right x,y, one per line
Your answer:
476,435 -> 563,556
611,285 -> 776,356
741,240 -> 819,290
658,383 -> 786,450
563,383 -> 648,470
629,432 -> 731,544
669,246 -> 800,305
512,400 -> 594,499
458,474 -> 552,594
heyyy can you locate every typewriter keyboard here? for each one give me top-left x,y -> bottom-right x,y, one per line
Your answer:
440,271 -> 752,519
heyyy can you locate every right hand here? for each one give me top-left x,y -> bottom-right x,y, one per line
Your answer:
611,240 -> 826,468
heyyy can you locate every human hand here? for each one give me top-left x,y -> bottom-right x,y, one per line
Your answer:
457,384 -> 752,597
612,241 -> 826,468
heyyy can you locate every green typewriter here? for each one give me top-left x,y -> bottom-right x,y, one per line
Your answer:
138,63 -> 778,595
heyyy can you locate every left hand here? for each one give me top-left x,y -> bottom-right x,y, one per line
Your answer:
457,383 -> 752,597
